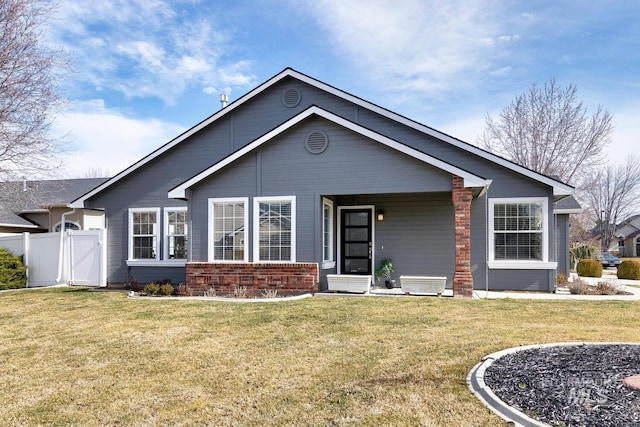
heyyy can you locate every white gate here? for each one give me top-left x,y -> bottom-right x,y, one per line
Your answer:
66,230 -> 105,286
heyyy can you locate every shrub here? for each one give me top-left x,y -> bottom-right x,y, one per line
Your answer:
567,277 -> 588,295
576,259 -> 602,278
261,289 -> 278,298
569,244 -> 599,271
556,271 -> 569,286
617,260 -> 640,280
159,283 -> 174,296
143,283 -> 160,295
177,283 -> 193,297
593,281 -> 619,295
0,248 -> 27,290
125,276 -> 141,291
232,285 -> 248,298
203,286 -> 217,297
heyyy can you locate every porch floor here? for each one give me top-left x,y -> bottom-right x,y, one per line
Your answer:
316,285 -> 454,297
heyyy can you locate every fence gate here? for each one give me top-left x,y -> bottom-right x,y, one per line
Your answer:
66,230 -> 104,286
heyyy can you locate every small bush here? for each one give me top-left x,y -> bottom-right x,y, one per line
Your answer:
159,283 -> 174,296
143,283 -> 160,295
203,286 -> 217,297
593,281 -> 619,295
125,276 -> 141,291
556,271 -> 569,286
617,260 -> 640,280
261,289 -> 278,298
232,285 -> 248,298
0,248 -> 27,290
567,277 -> 588,294
177,283 -> 193,297
576,259 -> 602,278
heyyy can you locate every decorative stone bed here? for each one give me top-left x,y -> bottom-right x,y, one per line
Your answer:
469,343 -> 640,426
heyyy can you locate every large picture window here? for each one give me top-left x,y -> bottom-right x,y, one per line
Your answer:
165,208 -> 188,259
489,198 -> 549,266
254,196 -> 296,262
209,198 -> 248,262
129,208 -> 160,260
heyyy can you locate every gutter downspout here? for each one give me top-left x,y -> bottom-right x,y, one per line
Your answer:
56,208 -> 76,284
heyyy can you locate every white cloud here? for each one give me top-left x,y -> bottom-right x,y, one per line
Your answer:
50,0 -> 256,103
52,101 -> 185,178
302,0 -> 509,96
608,104 -> 640,166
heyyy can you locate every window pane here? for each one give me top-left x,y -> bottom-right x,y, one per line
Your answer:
212,202 -> 245,261
257,200 -> 292,261
493,201 -> 544,261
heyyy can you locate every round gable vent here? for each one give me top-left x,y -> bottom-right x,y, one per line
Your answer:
282,88 -> 301,108
305,131 -> 329,154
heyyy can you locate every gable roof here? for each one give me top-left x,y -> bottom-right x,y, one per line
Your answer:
168,106 -> 491,199
72,68 -> 572,207
554,196 -> 582,214
0,178 -> 108,228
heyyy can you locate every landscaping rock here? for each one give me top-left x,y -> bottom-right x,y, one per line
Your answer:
484,344 -> 640,426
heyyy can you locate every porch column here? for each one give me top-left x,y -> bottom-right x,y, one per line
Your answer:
452,176 -> 473,298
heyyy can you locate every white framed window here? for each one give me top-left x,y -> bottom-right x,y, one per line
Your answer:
128,208 -> 161,261
54,221 -> 80,232
322,198 -> 335,269
209,198 -> 249,262
488,198 -> 556,269
165,207 -> 188,260
254,196 -> 296,262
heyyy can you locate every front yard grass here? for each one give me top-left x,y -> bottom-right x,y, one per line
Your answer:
0,288 -> 638,426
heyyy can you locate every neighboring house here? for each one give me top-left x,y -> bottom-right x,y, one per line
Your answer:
71,68 -> 576,297
0,179 -> 108,235
614,215 -> 640,256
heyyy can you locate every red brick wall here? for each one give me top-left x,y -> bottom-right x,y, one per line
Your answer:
186,262 -> 319,296
452,176 -> 474,298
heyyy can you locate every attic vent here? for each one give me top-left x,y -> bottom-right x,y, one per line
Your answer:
282,88 -> 301,107
305,131 -> 329,154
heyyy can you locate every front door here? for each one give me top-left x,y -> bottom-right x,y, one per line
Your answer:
340,209 -> 372,275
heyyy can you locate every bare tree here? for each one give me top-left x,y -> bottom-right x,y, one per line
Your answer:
0,0 -> 69,184
584,156 -> 640,250
81,167 -> 110,179
480,79 -> 613,185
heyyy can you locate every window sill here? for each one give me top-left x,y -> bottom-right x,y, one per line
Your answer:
321,260 -> 336,270
126,260 -> 187,267
488,261 -> 558,270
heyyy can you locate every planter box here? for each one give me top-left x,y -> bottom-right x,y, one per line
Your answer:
326,274 -> 371,293
400,275 -> 446,296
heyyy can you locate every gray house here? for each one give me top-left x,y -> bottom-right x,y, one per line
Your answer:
71,68 -> 575,297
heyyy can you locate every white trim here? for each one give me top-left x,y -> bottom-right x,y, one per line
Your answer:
488,197 -> 550,267
72,68 -> 572,207
164,207 -> 188,261
53,221 -> 80,232
322,198 -> 334,265
208,197 -> 249,262
488,261 -> 558,270
253,196 -> 296,263
128,207 -> 161,262
554,208 -> 583,214
169,106 -> 490,199
126,260 -> 187,267
336,205 -> 375,276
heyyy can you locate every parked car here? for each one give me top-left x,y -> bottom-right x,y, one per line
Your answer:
600,252 -> 621,268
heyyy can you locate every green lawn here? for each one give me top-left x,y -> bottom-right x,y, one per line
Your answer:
1,288 -> 638,426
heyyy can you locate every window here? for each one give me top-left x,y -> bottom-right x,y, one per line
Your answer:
54,221 -> 80,232
489,198 -> 554,269
165,208 -> 188,259
129,208 -> 160,260
209,198 -> 248,262
322,198 -> 334,268
254,196 -> 296,262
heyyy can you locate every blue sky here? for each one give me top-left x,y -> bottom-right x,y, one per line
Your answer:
47,0 -> 640,178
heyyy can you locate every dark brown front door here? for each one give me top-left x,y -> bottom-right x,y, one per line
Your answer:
341,209 -> 372,274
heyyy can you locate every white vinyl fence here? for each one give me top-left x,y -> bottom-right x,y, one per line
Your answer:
0,230 -> 106,287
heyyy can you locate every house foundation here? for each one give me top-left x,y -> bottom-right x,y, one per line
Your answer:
186,262 -> 319,296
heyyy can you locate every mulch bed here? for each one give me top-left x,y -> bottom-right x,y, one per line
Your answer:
484,344 -> 640,426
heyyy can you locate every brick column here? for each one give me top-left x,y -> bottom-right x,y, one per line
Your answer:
452,176 -> 473,298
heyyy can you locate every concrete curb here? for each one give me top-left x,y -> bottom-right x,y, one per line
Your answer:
467,342 -> 640,427
127,291 -> 314,303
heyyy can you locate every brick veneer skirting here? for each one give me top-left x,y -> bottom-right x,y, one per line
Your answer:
186,262 -> 319,296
